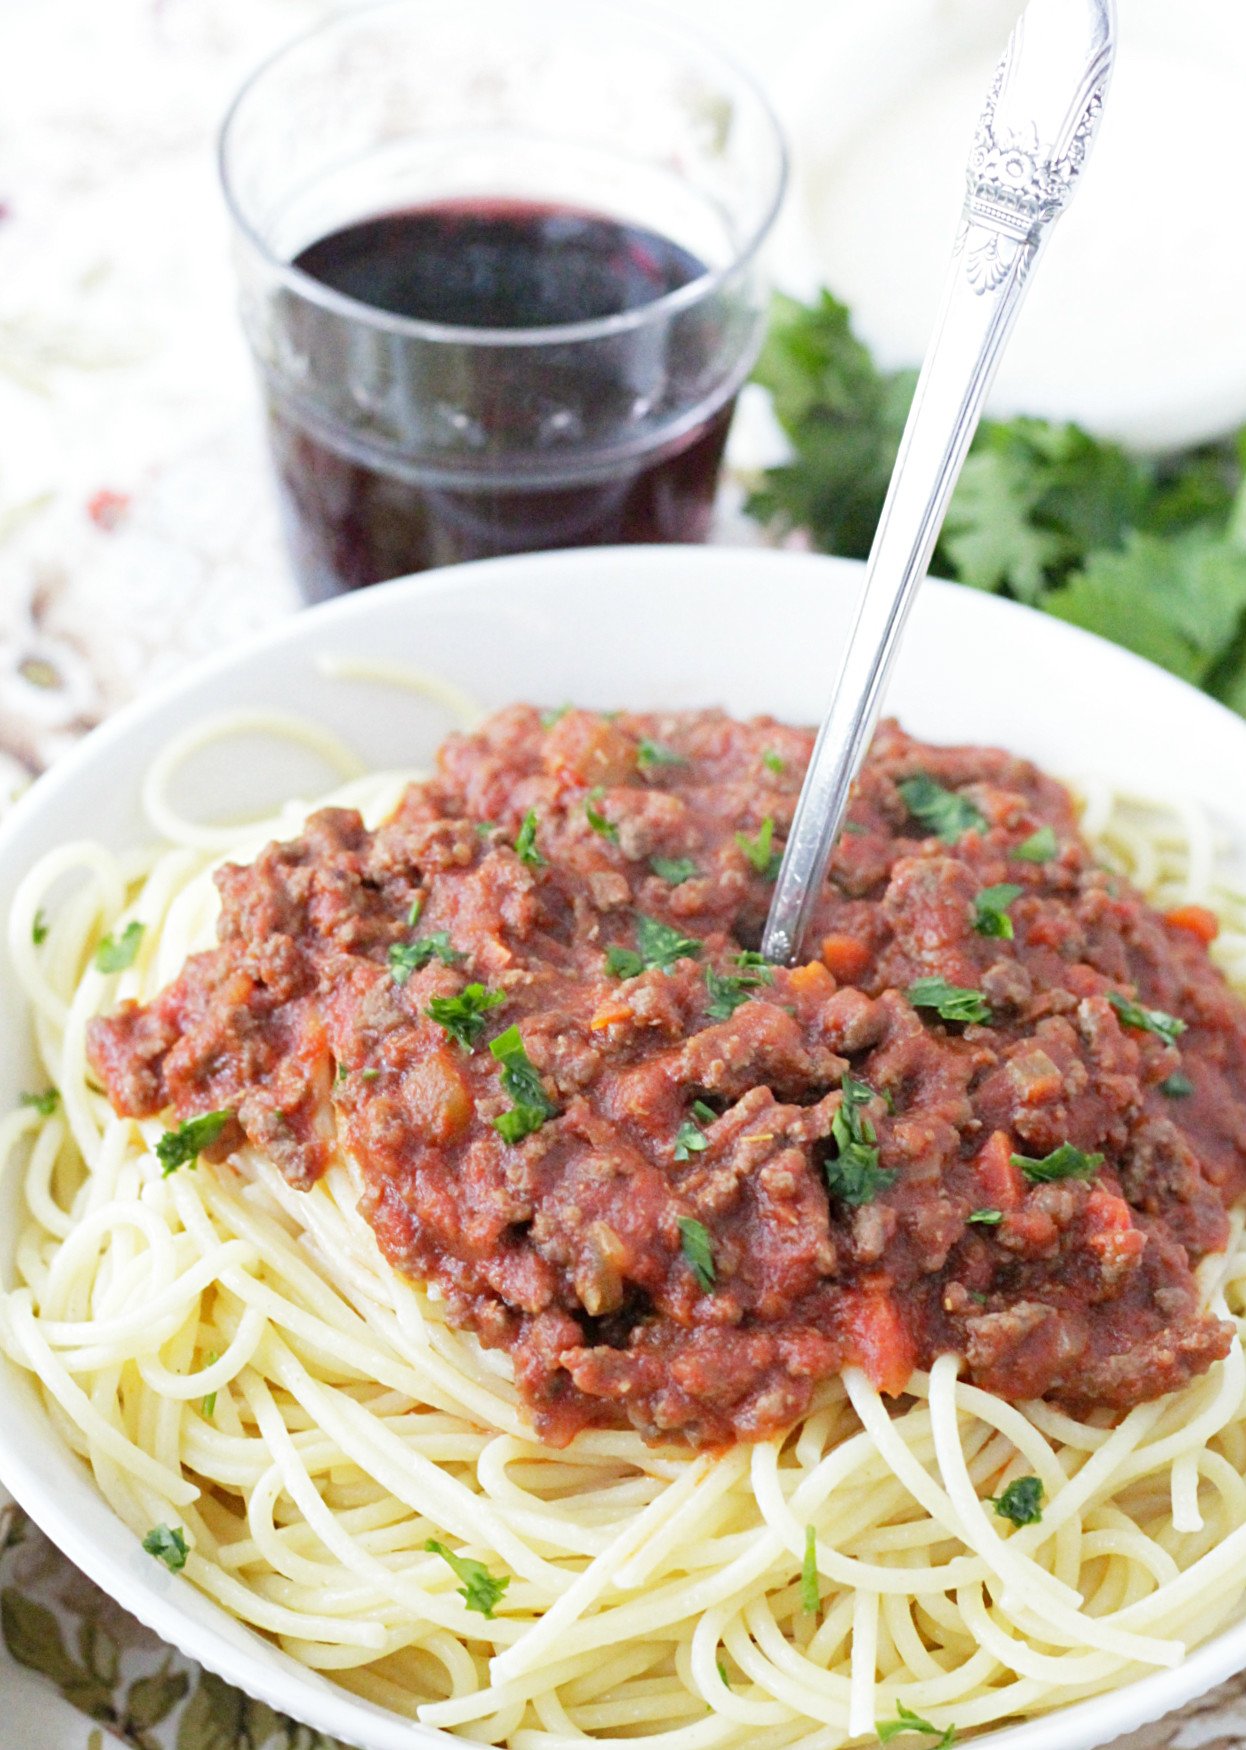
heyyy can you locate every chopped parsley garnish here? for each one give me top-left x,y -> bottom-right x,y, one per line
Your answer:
407,895 -> 425,928
877,1701 -> 956,1746
762,750 -> 785,774
155,1109 -> 232,1177
824,1074 -> 895,1206
972,883 -> 1023,939
489,1024 -> 557,1142
31,908 -> 48,946
967,1207 -> 1003,1226
474,821 -> 496,838
1107,990 -> 1187,1047
19,1088 -> 59,1117
988,1475 -> 1044,1527
541,704 -> 571,729
427,984 -> 506,1050
424,1539 -> 509,1618
94,919 -> 144,973
389,932 -> 463,984
674,1101 -> 716,1161
678,1216 -> 716,1291
717,1659 -> 732,1688
704,954 -> 775,1021
907,978 -> 992,1025
1011,1141 -> 1103,1183
514,808 -> 546,868
1014,825 -> 1057,863
897,775 -> 986,845
735,816 -> 782,879
801,1525 -> 820,1613
637,737 -> 686,771
650,855 -> 699,885
585,787 -> 618,842
607,914 -> 704,979
1160,1071 -> 1194,1098
142,1525 -> 189,1572
201,1351 -> 219,1419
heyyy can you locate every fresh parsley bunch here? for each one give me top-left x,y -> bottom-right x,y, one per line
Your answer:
750,290 -> 1246,715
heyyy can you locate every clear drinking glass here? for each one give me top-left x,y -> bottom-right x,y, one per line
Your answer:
218,0 -> 787,602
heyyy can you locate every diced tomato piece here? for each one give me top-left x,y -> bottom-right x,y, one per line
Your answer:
844,1291 -> 914,1398
542,711 -> 637,787
1165,904 -> 1219,945
820,933 -> 872,984
974,1130 -> 1024,1211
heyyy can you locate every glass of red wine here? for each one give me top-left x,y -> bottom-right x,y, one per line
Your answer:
218,0 -> 787,601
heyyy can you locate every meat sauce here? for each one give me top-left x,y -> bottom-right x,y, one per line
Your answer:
88,710 -> 1246,1447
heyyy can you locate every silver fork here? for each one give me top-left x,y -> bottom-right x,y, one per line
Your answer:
762,0 -> 1116,965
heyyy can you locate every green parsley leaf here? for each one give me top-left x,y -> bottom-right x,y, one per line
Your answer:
674,1115 -> 710,1161
735,816 -> 782,878
877,1700 -> 956,1746
1107,990 -> 1187,1047
897,775 -> 987,845
474,820 -> 496,838
747,287 -> 1246,728
678,1216 -> 716,1291
541,704 -> 571,729
762,750 -> 785,774
201,1351 -> 219,1419
967,1208 -> 1003,1226
1011,1141 -> 1103,1183
605,946 -> 645,979
31,908 -> 48,946
650,855 -> 699,885
155,1109 -> 232,1176
801,1524 -> 820,1614
824,1074 -> 895,1206
973,883 -> 1023,939
424,1539 -> 509,1618
691,1100 -> 717,1123
717,1659 -> 732,1688
907,978 -> 992,1025
19,1088 -> 59,1117
489,1024 -> 557,1143
1049,529 -> 1246,692
988,1475 -> 1044,1527
1014,825 -> 1057,862
389,932 -> 463,984
142,1525 -> 189,1572
748,290 -> 918,559
94,919 -> 144,973
514,808 -> 546,868
704,955 -> 775,1021
407,895 -> 425,928
1160,1071 -> 1194,1098
637,737 -> 686,771
585,787 -> 618,842
427,984 -> 506,1050
636,914 -> 703,970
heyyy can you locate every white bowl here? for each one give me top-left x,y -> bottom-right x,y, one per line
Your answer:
2,545 -> 1246,1750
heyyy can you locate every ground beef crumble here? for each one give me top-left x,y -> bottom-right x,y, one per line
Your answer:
87,709 -> 1246,1447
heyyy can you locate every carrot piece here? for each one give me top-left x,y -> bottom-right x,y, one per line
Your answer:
1165,904 -> 1219,945
845,1292 -> 915,1398
820,933 -> 872,984
788,960 -> 835,997
590,1005 -> 631,1032
974,1130 -> 1024,1211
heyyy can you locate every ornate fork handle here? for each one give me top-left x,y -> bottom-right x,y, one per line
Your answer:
762,0 -> 1115,966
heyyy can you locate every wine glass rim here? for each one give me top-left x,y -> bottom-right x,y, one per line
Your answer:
216,0 -> 788,349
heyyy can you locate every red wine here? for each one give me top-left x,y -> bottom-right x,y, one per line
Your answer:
266,200 -> 735,600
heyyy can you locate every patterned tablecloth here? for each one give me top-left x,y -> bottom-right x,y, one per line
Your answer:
1,2 -> 1245,1746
